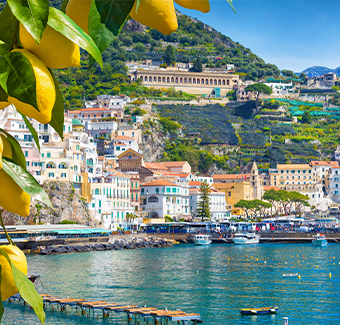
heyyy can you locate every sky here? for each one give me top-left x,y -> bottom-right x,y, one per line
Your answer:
175,0 -> 340,72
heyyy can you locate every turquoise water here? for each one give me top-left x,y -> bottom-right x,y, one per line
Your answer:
3,243 -> 340,324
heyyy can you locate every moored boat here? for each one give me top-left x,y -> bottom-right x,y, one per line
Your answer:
239,306 -> 278,315
232,233 -> 259,245
194,234 -> 212,245
312,233 -> 327,246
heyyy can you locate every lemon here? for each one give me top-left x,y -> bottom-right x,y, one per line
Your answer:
0,134 -> 30,217
8,49 -> 56,124
19,23 -> 80,69
0,245 -> 27,301
130,0 -> 178,35
66,0 -> 92,34
174,0 -> 210,13
0,102 -> 9,110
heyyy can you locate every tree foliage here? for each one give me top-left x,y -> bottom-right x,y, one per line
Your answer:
245,83 -> 272,114
197,182 -> 211,221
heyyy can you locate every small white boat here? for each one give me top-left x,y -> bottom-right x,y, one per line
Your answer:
232,233 -> 260,245
312,234 -> 328,246
194,234 -> 212,245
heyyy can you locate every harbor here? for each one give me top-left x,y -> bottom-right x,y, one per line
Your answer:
3,242 -> 340,325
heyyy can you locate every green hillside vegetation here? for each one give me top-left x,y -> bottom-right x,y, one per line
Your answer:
155,97 -> 340,173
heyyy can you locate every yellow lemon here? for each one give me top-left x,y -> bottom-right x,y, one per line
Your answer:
0,102 -> 10,110
174,0 -> 210,13
66,0 -> 92,34
0,245 -> 27,301
130,0 -> 178,35
19,23 -> 80,69
8,49 -> 56,124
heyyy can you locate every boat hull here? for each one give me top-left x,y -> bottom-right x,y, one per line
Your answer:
194,239 -> 212,245
233,237 -> 260,245
312,239 -> 327,246
240,306 -> 278,315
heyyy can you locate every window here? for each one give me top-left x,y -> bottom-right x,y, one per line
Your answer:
99,200 -> 101,207
172,188 -> 176,193
166,188 -> 171,193
48,173 -> 54,178
141,188 -> 144,194
148,196 -> 158,202
61,173 -> 66,178
92,203 -> 95,208
47,152 -> 51,158
156,188 -> 159,194
76,145 -> 80,151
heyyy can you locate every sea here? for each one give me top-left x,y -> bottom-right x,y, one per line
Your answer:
2,243 -> 340,324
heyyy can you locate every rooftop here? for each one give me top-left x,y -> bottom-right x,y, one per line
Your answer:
310,161 -> 338,167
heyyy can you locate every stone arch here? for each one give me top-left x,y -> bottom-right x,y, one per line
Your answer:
158,76 -> 162,82
206,79 -> 209,85
58,162 -> 68,169
162,77 -> 165,83
148,211 -> 159,218
46,162 -> 56,169
201,78 -> 204,84
227,79 -> 230,85
167,77 -> 170,83
222,80 -> 225,85
172,196 -> 176,204
184,78 -> 187,83
154,76 -> 157,82
193,78 -> 196,84
149,76 -> 152,82
180,77 -> 183,83
214,79 -> 217,85
148,196 -> 158,202
210,79 -> 213,85
144,76 -> 148,81
171,77 -> 174,83
218,79 -> 221,85
175,77 -> 178,83
197,78 -> 200,84
189,78 -> 192,83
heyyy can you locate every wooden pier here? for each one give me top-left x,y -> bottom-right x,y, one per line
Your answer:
9,294 -> 202,325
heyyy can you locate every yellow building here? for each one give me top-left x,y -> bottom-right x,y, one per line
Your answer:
269,164 -> 316,191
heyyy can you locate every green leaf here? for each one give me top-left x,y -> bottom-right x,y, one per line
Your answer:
94,0 -> 135,36
0,249 -> 45,325
0,4 -> 19,47
48,71 -> 64,140
0,129 -> 26,169
19,112 -> 40,151
7,0 -> 49,44
47,7 -> 103,69
226,0 -> 236,13
0,265 -> 4,322
60,0 -> 70,13
0,40 -> 9,57
2,158 -> 52,208
88,0 -> 115,54
0,51 -> 39,111
0,84 -> 8,102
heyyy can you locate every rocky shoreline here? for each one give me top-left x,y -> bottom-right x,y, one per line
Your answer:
39,237 -> 174,255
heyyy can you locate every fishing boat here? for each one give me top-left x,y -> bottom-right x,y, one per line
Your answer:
312,234 -> 327,246
232,233 -> 259,245
239,306 -> 278,315
193,234 -> 212,245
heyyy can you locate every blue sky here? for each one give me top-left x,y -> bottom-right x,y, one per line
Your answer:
175,0 -> 340,72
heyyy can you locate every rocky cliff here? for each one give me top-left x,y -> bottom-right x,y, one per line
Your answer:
2,181 -> 92,226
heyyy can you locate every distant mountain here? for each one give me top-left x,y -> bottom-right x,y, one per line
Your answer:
301,66 -> 339,78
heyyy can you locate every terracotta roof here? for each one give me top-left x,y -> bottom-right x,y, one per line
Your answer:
263,185 -> 280,191
98,156 -> 105,161
144,162 -> 169,171
161,161 -> 188,167
213,174 -> 250,180
114,135 -> 134,141
310,161 -> 338,167
189,181 -> 202,186
69,108 -> 111,113
107,169 -> 129,178
332,166 -> 340,169
212,183 -> 234,189
141,180 -> 177,187
276,164 -> 311,169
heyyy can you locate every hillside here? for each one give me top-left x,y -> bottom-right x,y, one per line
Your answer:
0,1 -> 282,108
302,66 -> 340,78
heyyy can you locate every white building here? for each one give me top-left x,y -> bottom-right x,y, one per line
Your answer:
85,95 -> 130,110
85,119 -> 118,140
107,135 -> 142,157
189,186 -> 228,221
82,170 -> 133,229
140,180 -> 190,220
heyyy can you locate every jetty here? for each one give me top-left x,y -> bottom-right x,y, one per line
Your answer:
9,294 -> 202,325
